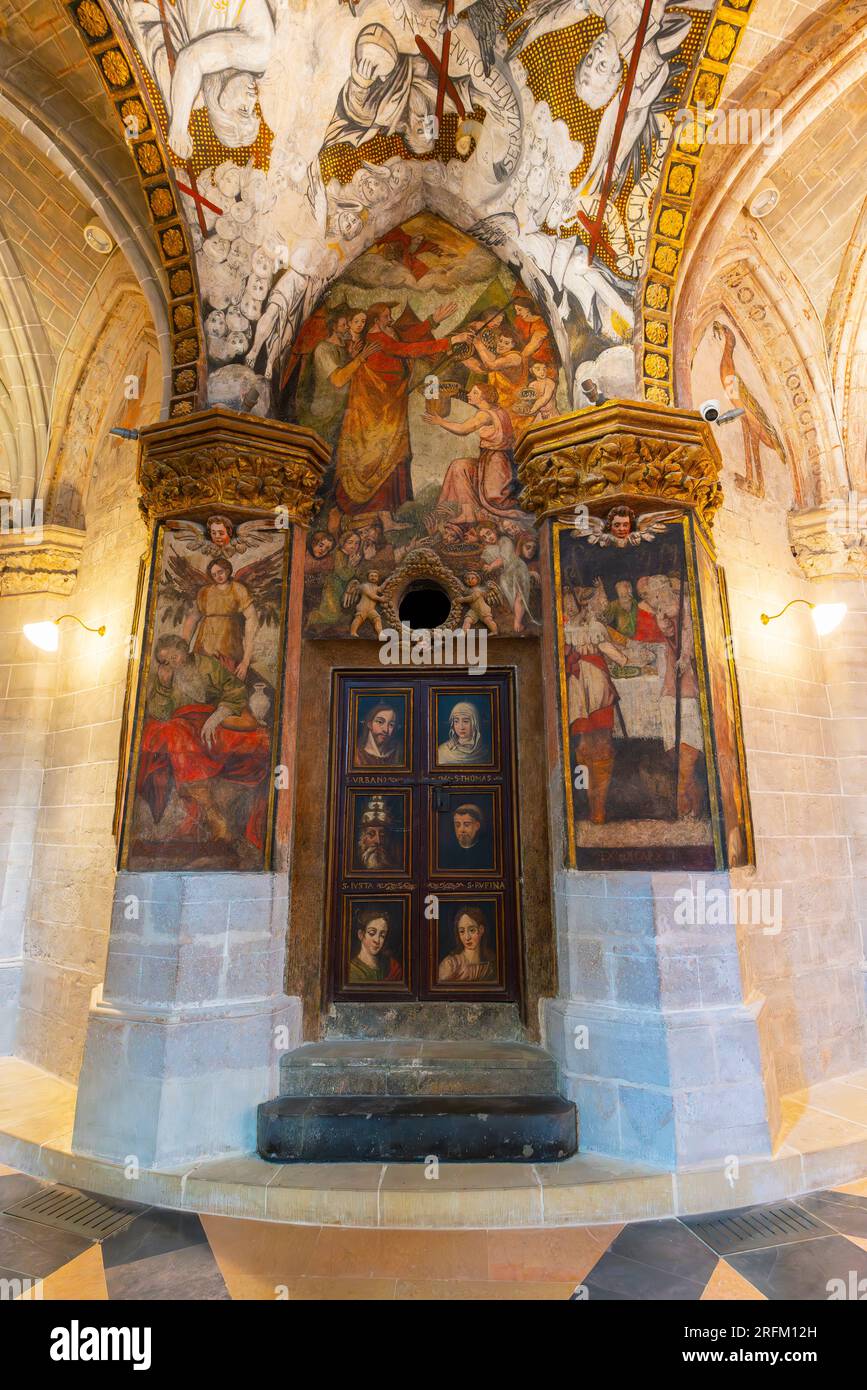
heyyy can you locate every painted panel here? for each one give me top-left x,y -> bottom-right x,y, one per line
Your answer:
553,510 -> 719,870
121,512 -> 290,870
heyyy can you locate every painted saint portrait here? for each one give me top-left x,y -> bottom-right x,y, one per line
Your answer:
351,693 -> 408,769
122,515 -> 289,871
435,793 -> 498,875
347,792 -> 409,875
556,514 -> 716,870
437,905 -> 497,986
346,902 -> 405,987
434,693 -> 494,768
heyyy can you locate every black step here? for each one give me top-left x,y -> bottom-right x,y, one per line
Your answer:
257,1094 -> 578,1163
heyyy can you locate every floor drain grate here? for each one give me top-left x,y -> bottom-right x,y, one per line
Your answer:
2,1186 -> 141,1241
686,1202 -> 826,1255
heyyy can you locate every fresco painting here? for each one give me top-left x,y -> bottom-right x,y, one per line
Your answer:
692,314 -> 790,504
115,1 -> 715,415
295,214 -> 556,636
555,508 -> 718,870
122,513 -> 290,871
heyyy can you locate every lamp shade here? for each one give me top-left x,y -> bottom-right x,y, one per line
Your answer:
23,621 -> 59,652
810,603 -> 847,636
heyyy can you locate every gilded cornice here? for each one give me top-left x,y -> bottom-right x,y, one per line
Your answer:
136,407 -> 330,527
515,399 -> 724,529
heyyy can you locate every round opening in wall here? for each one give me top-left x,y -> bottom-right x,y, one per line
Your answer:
397,580 -> 452,630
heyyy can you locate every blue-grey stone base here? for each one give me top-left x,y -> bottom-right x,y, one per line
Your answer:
72,870 -> 299,1167
546,868 -> 776,1169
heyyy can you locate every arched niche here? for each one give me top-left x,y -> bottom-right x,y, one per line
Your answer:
287,212 -> 562,640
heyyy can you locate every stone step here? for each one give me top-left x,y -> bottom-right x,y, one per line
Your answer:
257,1095 -> 578,1163
278,1040 -> 560,1098
324,1002 -> 523,1041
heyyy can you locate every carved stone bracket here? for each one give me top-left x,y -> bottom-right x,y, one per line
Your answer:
137,406 -> 330,526
0,525 -> 86,597
788,502 -> 867,580
515,399 -> 724,530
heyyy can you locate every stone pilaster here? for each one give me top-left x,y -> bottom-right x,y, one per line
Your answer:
72,407 -> 328,1164
516,401 -> 774,1167
0,528 -> 86,1053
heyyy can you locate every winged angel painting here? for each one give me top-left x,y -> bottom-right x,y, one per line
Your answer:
123,515 -> 289,871
115,0 -> 715,417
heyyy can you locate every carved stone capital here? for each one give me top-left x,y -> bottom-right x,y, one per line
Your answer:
788,502 -> 867,579
515,399 -> 723,530
0,525 -> 86,597
137,407 -> 330,527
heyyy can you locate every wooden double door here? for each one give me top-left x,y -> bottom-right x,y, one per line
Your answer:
326,670 -> 522,1003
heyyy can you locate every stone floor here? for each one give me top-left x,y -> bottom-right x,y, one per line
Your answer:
3,1058 -> 867,1226
2,1161 -> 866,1300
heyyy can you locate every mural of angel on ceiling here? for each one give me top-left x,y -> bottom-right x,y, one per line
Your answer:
121,513 -> 290,871
293,213 -> 558,638
114,0 -> 715,415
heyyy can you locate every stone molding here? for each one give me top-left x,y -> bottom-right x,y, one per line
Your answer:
788,502 -> 867,579
137,406 -> 330,527
515,399 -> 723,528
0,524 -> 86,597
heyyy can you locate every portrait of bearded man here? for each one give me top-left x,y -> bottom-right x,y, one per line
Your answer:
353,698 -> 404,767
352,794 -> 404,872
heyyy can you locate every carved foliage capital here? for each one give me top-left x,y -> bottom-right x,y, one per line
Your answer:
137,408 -> 330,527
519,431 -> 723,528
516,403 -> 723,529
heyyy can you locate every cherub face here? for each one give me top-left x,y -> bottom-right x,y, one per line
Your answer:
531,361 -> 547,379
203,236 -> 230,264
225,306 -> 249,334
337,210 -> 363,240
205,309 -> 227,337
367,570 -> 380,583
576,34 -> 621,110
227,239 -> 252,273
245,274 -> 269,303
214,162 -> 242,199
238,294 -> 263,322
479,527 -> 497,545
225,331 -> 249,355
251,249 -> 271,278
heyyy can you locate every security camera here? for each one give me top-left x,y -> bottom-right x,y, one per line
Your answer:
699,400 -> 721,423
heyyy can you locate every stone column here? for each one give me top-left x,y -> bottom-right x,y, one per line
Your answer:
0,526 -> 85,1052
72,408 -> 328,1166
516,401 -> 776,1168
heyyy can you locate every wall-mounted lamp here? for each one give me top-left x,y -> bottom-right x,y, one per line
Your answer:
760,599 -> 847,636
23,615 -> 107,652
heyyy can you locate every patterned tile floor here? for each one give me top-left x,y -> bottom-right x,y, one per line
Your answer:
2,1163 -> 866,1301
